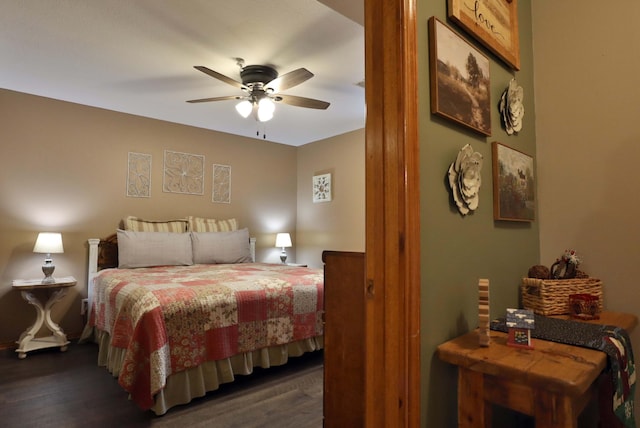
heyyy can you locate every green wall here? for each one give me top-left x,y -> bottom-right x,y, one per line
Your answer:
417,2 -> 538,426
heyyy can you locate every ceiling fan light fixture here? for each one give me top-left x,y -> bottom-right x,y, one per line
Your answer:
189,64 -> 329,127
257,97 -> 275,122
235,100 -> 253,118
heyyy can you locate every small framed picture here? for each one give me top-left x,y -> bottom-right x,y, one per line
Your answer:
492,142 -> 535,222
312,173 -> 332,203
428,17 -> 491,136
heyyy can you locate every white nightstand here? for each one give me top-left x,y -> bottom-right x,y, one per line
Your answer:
12,276 -> 77,359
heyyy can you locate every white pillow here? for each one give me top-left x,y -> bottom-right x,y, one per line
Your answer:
117,229 -> 193,268
191,228 -> 252,264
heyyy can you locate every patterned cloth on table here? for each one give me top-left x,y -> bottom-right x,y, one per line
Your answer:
491,314 -> 636,428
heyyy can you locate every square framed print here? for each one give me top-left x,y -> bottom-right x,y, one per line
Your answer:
492,142 -> 535,222
162,150 -> 204,195
312,173 -> 332,203
428,17 -> 491,136
448,0 -> 520,70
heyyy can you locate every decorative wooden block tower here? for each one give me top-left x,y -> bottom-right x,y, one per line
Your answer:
478,279 -> 490,347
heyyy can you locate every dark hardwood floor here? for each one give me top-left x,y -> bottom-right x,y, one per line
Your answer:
0,342 -> 324,427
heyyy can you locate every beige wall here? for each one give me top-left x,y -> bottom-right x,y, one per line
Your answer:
532,0 -> 640,417
0,88 -> 360,344
296,129 -> 365,268
0,88 -> 295,342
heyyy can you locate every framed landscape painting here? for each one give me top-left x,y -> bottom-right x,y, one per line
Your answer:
492,142 -> 535,221
428,17 -> 491,136
448,0 -> 520,70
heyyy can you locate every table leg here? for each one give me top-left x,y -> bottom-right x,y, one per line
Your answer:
15,288 -> 69,358
16,290 -> 46,359
44,288 -> 69,348
534,389 -> 577,428
458,367 -> 492,427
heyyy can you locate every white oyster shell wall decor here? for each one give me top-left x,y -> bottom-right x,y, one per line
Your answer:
448,144 -> 483,215
499,78 -> 524,135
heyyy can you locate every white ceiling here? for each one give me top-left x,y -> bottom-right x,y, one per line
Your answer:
0,0 -> 364,146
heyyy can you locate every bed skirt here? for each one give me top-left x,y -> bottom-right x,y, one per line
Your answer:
82,327 -> 324,415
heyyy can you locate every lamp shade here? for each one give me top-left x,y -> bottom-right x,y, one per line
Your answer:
257,98 -> 275,122
235,100 -> 253,118
33,232 -> 64,254
275,233 -> 292,248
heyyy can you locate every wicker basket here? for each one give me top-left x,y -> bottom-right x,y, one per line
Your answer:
521,277 -> 603,316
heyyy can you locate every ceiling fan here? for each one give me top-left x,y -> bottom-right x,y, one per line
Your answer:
187,60 -> 330,122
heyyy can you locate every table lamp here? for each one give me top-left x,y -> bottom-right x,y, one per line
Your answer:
33,232 -> 64,283
275,233 -> 292,264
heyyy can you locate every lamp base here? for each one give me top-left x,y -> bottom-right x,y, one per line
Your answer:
42,259 -> 55,284
280,250 -> 287,264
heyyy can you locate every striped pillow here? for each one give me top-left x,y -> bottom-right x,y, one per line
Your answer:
123,216 -> 188,233
187,216 -> 238,232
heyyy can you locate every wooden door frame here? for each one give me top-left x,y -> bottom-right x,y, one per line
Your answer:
364,0 -> 421,426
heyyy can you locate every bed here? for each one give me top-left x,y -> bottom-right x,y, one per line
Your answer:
80,216 -> 324,415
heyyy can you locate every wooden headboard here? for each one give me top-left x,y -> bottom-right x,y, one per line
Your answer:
97,234 -> 119,270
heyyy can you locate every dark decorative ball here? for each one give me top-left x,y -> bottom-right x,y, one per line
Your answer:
528,265 -> 550,279
575,269 -> 589,278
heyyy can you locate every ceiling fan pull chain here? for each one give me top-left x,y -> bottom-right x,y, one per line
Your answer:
255,122 -> 267,139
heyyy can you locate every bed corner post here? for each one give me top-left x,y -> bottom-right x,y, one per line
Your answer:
250,237 -> 256,262
87,238 -> 100,310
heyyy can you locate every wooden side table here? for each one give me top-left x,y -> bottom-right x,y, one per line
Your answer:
12,276 -> 77,359
436,311 -> 637,427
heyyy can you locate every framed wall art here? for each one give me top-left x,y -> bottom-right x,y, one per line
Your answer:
212,164 -> 231,204
126,152 -> 151,198
312,173 -> 332,203
492,142 -> 534,222
428,17 -> 491,136
448,0 -> 520,70
162,150 -> 204,195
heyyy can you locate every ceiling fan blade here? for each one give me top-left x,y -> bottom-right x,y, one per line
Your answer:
275,94 -> 330,110
194,66 -> 245,90
266,68 -> 314,92
186,95 -> 243,103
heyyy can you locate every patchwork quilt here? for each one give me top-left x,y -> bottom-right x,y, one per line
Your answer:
88,263 -> 324,410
